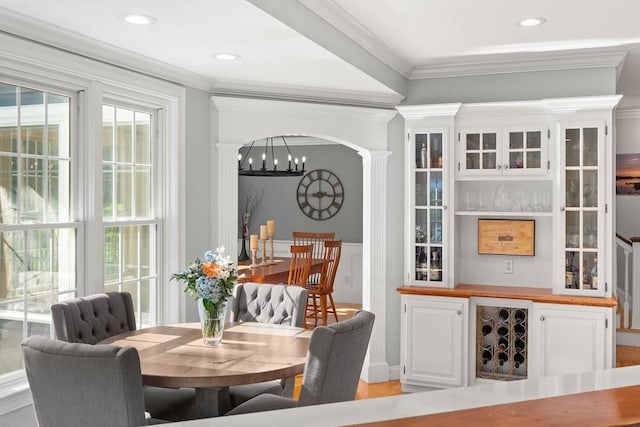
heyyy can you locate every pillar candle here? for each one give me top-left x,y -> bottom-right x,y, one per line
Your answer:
250,234 -> 258,250
260,225 -> 268,240
267,220 -> 275,235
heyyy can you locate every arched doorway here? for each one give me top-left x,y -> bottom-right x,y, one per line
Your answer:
212,96 -> 395,382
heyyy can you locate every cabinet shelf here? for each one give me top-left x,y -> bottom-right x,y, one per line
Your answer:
455,210 -> 553,217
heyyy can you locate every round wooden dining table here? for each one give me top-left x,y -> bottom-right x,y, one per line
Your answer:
100,322 -> 312,418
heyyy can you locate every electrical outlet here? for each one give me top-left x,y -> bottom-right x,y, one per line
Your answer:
504,259 -> 513,274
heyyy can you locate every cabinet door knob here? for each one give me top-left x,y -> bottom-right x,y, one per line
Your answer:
560,207 -> 565,212
504,164 -> 509,169
443,205 -> 448,210
540,315 -> 545,321
496,164 -> 502,169
457,310 -> 462,315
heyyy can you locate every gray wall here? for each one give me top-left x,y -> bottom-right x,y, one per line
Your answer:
385,114 -> 405,366
184,87 -> 213,321
405,68 -> 617,105
616,114 -> 640,238
238,144 -> 363,244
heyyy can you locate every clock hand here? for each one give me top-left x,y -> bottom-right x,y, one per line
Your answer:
310,191 -> 329,199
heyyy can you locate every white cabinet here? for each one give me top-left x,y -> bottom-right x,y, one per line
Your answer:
401,295 -> 468,391
558,121 -> 608,297
530,303 -> 613,377
458,126 -> 549,178
410,129 -> 448,286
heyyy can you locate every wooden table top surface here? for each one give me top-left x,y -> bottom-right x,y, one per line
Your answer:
101,322 -> 311,389
237,256 -> 324,284
350,384 -> 640,427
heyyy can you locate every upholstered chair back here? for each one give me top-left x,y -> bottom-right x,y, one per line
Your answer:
298,310 -> 375,406
229,283 -> 308,327
21,335 -> 147,427
51,292 -> 137,344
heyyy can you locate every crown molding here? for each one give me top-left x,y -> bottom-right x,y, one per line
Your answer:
299,0 -> 412,77
0,7 -> 213,91
396,103 -> 462,119
210,80 -> 403,109
616,108 -> 640,119
411,50 -> 628,80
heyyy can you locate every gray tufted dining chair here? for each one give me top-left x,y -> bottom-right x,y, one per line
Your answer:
226,282 -> 308,408
21,335 -> 167,427
50,292 -> 196,421
225,310 -> 375,416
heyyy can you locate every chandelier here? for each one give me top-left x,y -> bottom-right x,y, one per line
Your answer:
238,136 -> 306,177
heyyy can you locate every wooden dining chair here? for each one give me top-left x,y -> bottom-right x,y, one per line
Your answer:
306,240 -> 342,326
287,244 -> 314,287
292,231 -> 335,285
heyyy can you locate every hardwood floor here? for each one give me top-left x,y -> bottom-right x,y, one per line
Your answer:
295,302 -> 640,400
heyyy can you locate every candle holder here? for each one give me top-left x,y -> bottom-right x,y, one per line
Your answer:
260,238 -> 267,266
249,249 -> 259,268
268,233 -> 275,264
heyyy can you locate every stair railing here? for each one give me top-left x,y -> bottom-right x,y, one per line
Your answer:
616,233 -> 632,328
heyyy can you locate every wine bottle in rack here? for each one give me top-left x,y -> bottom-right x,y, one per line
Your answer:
482,347 -> 493,365
514,352 -> 525,369
481,324 -> 492,336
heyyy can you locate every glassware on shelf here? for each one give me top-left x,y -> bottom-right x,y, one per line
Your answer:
492,185 -> 509,211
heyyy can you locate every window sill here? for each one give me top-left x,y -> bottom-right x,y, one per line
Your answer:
0,377 -> 32,416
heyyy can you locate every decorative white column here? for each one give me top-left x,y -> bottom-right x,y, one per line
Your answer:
215,143 -> 243,261
360,149 -> 391,383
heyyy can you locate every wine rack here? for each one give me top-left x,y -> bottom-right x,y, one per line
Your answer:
476,305 -> 528,380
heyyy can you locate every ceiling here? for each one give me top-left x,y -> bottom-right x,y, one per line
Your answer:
0,0 -> 639,108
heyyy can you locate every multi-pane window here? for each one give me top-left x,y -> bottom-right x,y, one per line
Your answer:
102,105 -> 157,327
0,82 -> 75,377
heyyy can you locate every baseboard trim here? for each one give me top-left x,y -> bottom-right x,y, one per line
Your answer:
361,361 -> 390,383
388,365 -> 401,380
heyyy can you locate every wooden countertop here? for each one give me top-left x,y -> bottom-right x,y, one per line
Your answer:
397,283 -> 617,307
350,384 -> 640,427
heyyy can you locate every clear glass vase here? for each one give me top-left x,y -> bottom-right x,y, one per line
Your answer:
197,299 -> 227,346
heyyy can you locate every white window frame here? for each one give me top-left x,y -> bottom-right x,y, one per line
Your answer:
0,34 -> 185,417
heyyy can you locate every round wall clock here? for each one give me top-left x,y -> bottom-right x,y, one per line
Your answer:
296,169 -> 344,220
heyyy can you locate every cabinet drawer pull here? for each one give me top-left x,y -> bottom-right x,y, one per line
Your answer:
504,164 -> 509,169
560,207 -> 565,212
540,315 -> 545,321
457,310 -> 462,315
496,164 -> 502,169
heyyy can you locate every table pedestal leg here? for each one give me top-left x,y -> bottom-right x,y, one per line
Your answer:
195,386 -> 232,417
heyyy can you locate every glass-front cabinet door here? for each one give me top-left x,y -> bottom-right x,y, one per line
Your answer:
412,130 -> 446,286
562,124 -> 604,295
502,128 -> 546,176
459,129 -> 499,175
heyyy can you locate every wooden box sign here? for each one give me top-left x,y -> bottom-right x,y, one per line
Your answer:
478,219 -> 535,256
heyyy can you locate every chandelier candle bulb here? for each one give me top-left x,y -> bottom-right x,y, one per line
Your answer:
238,153 -> 242,170
261,153 -> 266,170
302,156 -> 306,171
274,158 -> 278,170
249,158 -> 253,170
288,154 -> 292,171
295,158 -> 299,171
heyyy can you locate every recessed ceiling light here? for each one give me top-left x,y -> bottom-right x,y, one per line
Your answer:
214,53 -> 241,61
120,14 -> 157,25
519,17 -> 546,27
